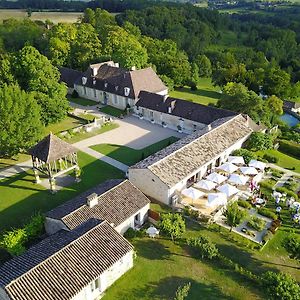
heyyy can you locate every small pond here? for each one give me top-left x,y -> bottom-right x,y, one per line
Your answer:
280,113 -> 300,127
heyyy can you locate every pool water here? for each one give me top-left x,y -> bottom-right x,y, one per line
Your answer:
280,113 -> 300,127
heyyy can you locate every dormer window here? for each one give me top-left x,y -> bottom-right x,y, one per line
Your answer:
82,77 -> 87,85
86,193 -> 98,208
124,87 -> 130,96
104,82 -> 108,88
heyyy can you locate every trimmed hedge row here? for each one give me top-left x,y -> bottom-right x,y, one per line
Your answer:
279,140 -> 300,159
258,208 -> 278,220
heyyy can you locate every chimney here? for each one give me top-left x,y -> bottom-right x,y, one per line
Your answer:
163,94 -> 168,102
124,87 -> 130,96
82,77 -> 87,85
92,67 -> 98,77
86,193 -> 98,208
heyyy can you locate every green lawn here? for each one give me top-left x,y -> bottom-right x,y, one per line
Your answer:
99,105 -> 124,117
0,151 -> 124,232
169,78 -> 221,106
44,116 -> 84,135
68,96 -> 97,107
78,113 -> 97,122
90,137 -> 179,166
256,149 -> 300,173
0,153 -> 30,170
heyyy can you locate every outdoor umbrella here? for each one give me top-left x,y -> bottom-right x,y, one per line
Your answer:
249,159 -> 266,171
217,183 -> 240,197
217,162 -> 239,174
291,202 -> 300,209
146,226 -> 159,238
206,172 -> 227,184
228,173 -> 249,186
181,187 -> 205,200
240,166 -> 258,175
227,156 -> 245,165
194,179 -> 216,191
207,193 -> 227,207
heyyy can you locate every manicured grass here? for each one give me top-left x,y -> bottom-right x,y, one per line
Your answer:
90,137 -> 179,166
44,116 -> 84,135
256,149 -> 300,173
99,105 -> 125,117
169,78 -> 221,106
0,153 -> 30,170
0,151 -> 124,232
0,9 -> 82,23
103,236 -> 263,300
65,123 -> 119,144
68,96 -> 97,107
78,113 -> 97,122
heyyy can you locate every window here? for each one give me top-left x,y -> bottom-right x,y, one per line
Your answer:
90,278 -> 100,292
113,94 -> 118,104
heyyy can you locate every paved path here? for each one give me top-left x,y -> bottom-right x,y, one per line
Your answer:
0,114 -> 184,180
268,163 -> 300,177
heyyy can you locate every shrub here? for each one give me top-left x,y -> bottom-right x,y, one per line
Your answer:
271,170 -> 283,178
232,148 -> 257,164
275,187 -> 298,200
247,132 -> 273,151
283,234 -> 300,260
71,90 -> 79,98
174,282 -> 191,300
257,208 -> 278,220
24,213 -> 45,241
0,228 -> 27,256
159,213 -> 186,241
263,153 -> 278,163
262,231 -> 273,244
224,202 -> 248,230
124,228 -> 137,239
247,216 -> 266,232
261,271 -> 300,300
259,180 -> 274,190
238,199 -> 252,209
186,236 -> 219,260
189,209 -> 199,220
279,140 -> 300,159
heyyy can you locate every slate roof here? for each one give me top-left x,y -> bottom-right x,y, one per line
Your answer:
283,100 -> 300,110
74,63 -> 167,99
0,219 -> 133,300
136,91 -> 237,125
28,133 -> 78,163
46,179 -> 150,229
59,67 -> 83,88
130,115 -> 252,187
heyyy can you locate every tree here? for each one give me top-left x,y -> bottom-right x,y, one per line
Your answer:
159,213 -> 186,241
224,202 -> 248,231
262,271 -> 300,300
232,149 -> 257,164
104,26 -> 148,69
283,234 -> 300,261
13,46 -> 69,125
195,54 -> 212,78
0,84 -> 43,157
174,282 -> 191,300
247,132 -> 273,151
266,95 -> 283,124
187,236 -> 219,260
0,56 -> 15,87
159,74 -> 174,91
188,62 -> 199,90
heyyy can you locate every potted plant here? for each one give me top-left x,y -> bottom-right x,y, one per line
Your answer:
150,118 -> 155,124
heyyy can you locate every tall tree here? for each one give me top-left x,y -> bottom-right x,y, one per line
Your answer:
0,84 -> 42,157
159,213 -> 186,241
195,54 -> 212,78
13,46 -> 69,125
224,202 -> 247,231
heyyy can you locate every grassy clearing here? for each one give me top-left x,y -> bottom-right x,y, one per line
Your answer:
99,105 -> 125,117
169,78 -> 221,106
256,149 -> 300,173
0,9 -> 82,23
78,113 -> 97,122
90,137 -> 179,166
68,96 -> 97,107
0,154 -> 30,170
0,151 -> 124,232
44,116 -> 84,135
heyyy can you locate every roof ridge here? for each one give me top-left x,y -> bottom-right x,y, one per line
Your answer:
5,219 -> 104,289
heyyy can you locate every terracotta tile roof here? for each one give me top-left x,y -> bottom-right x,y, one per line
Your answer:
28,133 -> 78,163
130,115 -> 252,187
0,219 -> 133,300
74,63 -> 166,99
136,91 -> 236,125
46,179 -> 150,229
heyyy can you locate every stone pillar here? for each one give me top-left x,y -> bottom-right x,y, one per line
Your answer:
33,169 -> 41,184
49,177 -> 56,194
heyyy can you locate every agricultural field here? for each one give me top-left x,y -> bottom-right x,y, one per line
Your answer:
0,9 -> 82,23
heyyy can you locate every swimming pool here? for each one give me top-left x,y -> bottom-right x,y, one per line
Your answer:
280,113 -> 300,127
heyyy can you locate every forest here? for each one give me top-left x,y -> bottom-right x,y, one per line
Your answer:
0,2 -> 300,156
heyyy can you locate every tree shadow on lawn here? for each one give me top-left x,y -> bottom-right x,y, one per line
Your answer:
129,276 -> 234,300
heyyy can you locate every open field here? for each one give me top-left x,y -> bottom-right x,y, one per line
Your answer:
0,9 -> 82,23
169,78 -> 221,106
0,151 -> 124,232
90,137 -> 178,166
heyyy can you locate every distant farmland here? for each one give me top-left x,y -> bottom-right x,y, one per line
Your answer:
0,9 -> 83,23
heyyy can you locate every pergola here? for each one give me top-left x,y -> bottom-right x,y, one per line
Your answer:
29,133 -> 80,193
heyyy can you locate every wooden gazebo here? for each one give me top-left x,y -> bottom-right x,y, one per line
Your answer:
29,133 -> 80,193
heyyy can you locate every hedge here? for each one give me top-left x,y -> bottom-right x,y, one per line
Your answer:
258,208 -> 278,220
279,140 -> 300,159
275,187 -> 298,200
237,199 -> 252,209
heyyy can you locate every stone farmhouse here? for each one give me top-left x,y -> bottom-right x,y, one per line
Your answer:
129,114 -> 255,205
134,91 -> 237,134
0,219 -> 134,300
60,61 -> 167,110
45,179 -> 150,235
